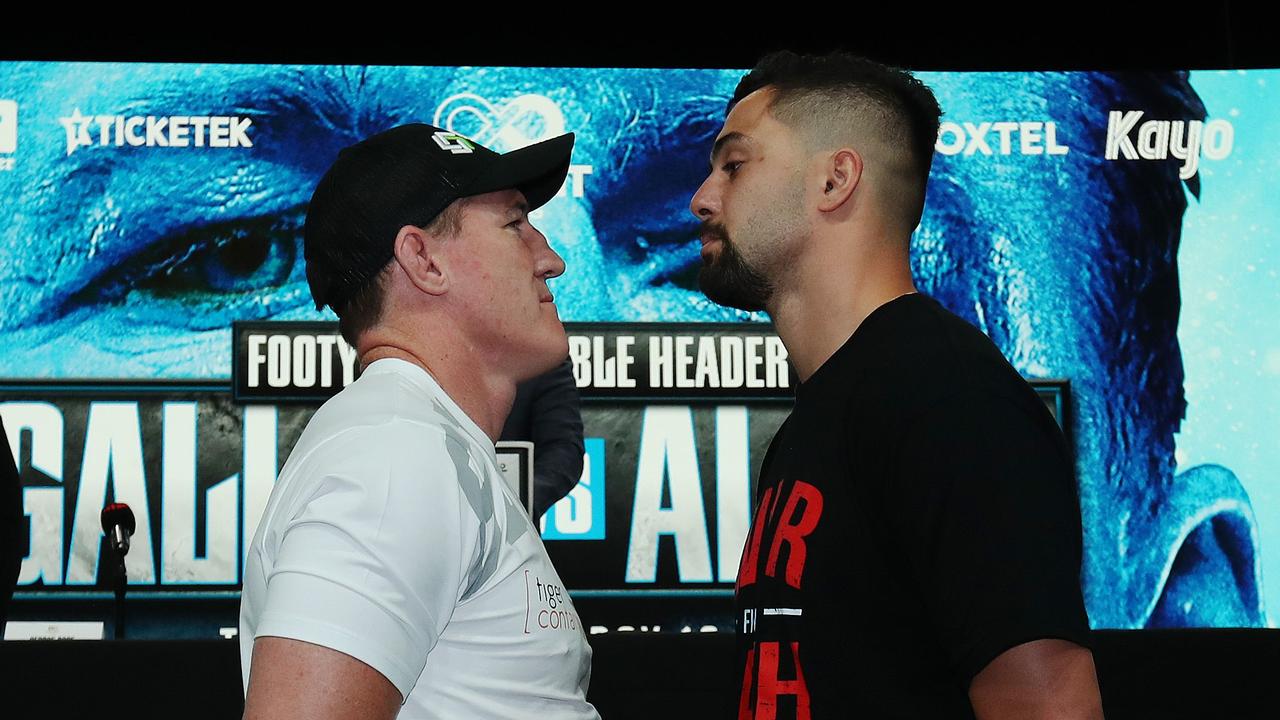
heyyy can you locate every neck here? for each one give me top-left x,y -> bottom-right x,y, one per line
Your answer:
766,231 -> 916,382
359,329 -> 516,443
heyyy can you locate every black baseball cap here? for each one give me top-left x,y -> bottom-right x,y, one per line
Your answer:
304,123 -> 575,312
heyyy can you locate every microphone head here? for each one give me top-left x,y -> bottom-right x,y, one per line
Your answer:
100,502 -> 136,536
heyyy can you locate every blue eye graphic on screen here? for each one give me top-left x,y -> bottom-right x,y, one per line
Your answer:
61,210 -> 308,325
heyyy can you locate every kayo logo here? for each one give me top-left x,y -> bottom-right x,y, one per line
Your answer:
1104,110 -> 1232,180
58,109 -> 254,156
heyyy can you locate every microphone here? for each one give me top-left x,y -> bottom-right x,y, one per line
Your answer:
100,502 -> 136,557
101,502 -> 136,639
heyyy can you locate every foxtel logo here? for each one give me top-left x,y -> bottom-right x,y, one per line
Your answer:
935,121 -> 1069,157
1104,111 -> 1232,180
59,109 -> 254,156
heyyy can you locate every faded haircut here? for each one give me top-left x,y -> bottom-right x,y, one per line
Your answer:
730,51 -> 942,229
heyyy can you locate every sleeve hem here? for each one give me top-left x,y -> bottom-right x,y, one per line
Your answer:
960,625 -> 1095,685
255,605 -> 424,699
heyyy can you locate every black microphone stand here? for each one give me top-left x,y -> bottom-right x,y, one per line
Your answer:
101,503 -> 135,641
110,540 -> 127,640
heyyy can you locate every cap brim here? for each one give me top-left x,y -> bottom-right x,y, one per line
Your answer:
463,132 -> 575,210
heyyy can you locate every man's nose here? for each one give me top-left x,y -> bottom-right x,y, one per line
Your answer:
534,228 -> 566,279
689,175 -> 719,220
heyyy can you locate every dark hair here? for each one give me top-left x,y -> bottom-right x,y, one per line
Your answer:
332,199 -> 467,346
303,122 -> 574,335
731,51 -> 942,227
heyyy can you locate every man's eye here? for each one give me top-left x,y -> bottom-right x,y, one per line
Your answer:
723,161 -> 744,175
626,222 -> 701,265
64,208 -> 306,308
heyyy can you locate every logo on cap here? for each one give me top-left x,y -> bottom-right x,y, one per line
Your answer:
432,131 -> 475,154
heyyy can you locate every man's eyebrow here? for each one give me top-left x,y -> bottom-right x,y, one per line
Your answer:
504,199 -> 531,220
709,131 -> 751,165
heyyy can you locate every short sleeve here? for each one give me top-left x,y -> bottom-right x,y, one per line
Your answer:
253,422 -> 480,699
887,391 -> 1092,683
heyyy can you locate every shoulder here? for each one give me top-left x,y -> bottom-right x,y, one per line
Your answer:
891,387 -> 1077,520
908,385 -> 1060,442
830,295 -> 1042,425
295,360 -> 483,465
868,295 -> 1020,385
276,385 -> 489,524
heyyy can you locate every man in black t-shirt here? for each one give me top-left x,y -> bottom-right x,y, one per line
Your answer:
689,52 -> 1102,718
500,358 -> 585,519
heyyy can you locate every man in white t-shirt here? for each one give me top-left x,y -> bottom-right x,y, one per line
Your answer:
240,123 -> 599,720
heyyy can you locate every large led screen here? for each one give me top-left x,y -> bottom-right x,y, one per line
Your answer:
0,63 -> 1276,632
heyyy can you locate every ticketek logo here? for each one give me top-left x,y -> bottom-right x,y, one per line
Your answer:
58,108 -> 254,156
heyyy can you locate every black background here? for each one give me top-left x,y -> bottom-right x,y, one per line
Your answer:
2,4 -> 1278,71
4,9 -> 1279,718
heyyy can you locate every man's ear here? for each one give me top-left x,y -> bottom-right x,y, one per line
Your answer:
393,224 -> 449,296
817,148 -> 862,213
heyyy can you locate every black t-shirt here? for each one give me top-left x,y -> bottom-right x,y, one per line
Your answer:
734,293 -> 1091,719
499,359 -> 585,519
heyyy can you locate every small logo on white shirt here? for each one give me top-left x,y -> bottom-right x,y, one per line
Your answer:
524,571 -> 579,633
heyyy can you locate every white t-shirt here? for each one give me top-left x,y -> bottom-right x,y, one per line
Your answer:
240,358 -> 599,720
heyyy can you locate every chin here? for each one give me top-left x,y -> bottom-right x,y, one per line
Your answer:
515,326 -> 569,382
544,326 -> 570,365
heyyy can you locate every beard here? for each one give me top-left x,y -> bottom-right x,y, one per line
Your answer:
697,221 -> 774,312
